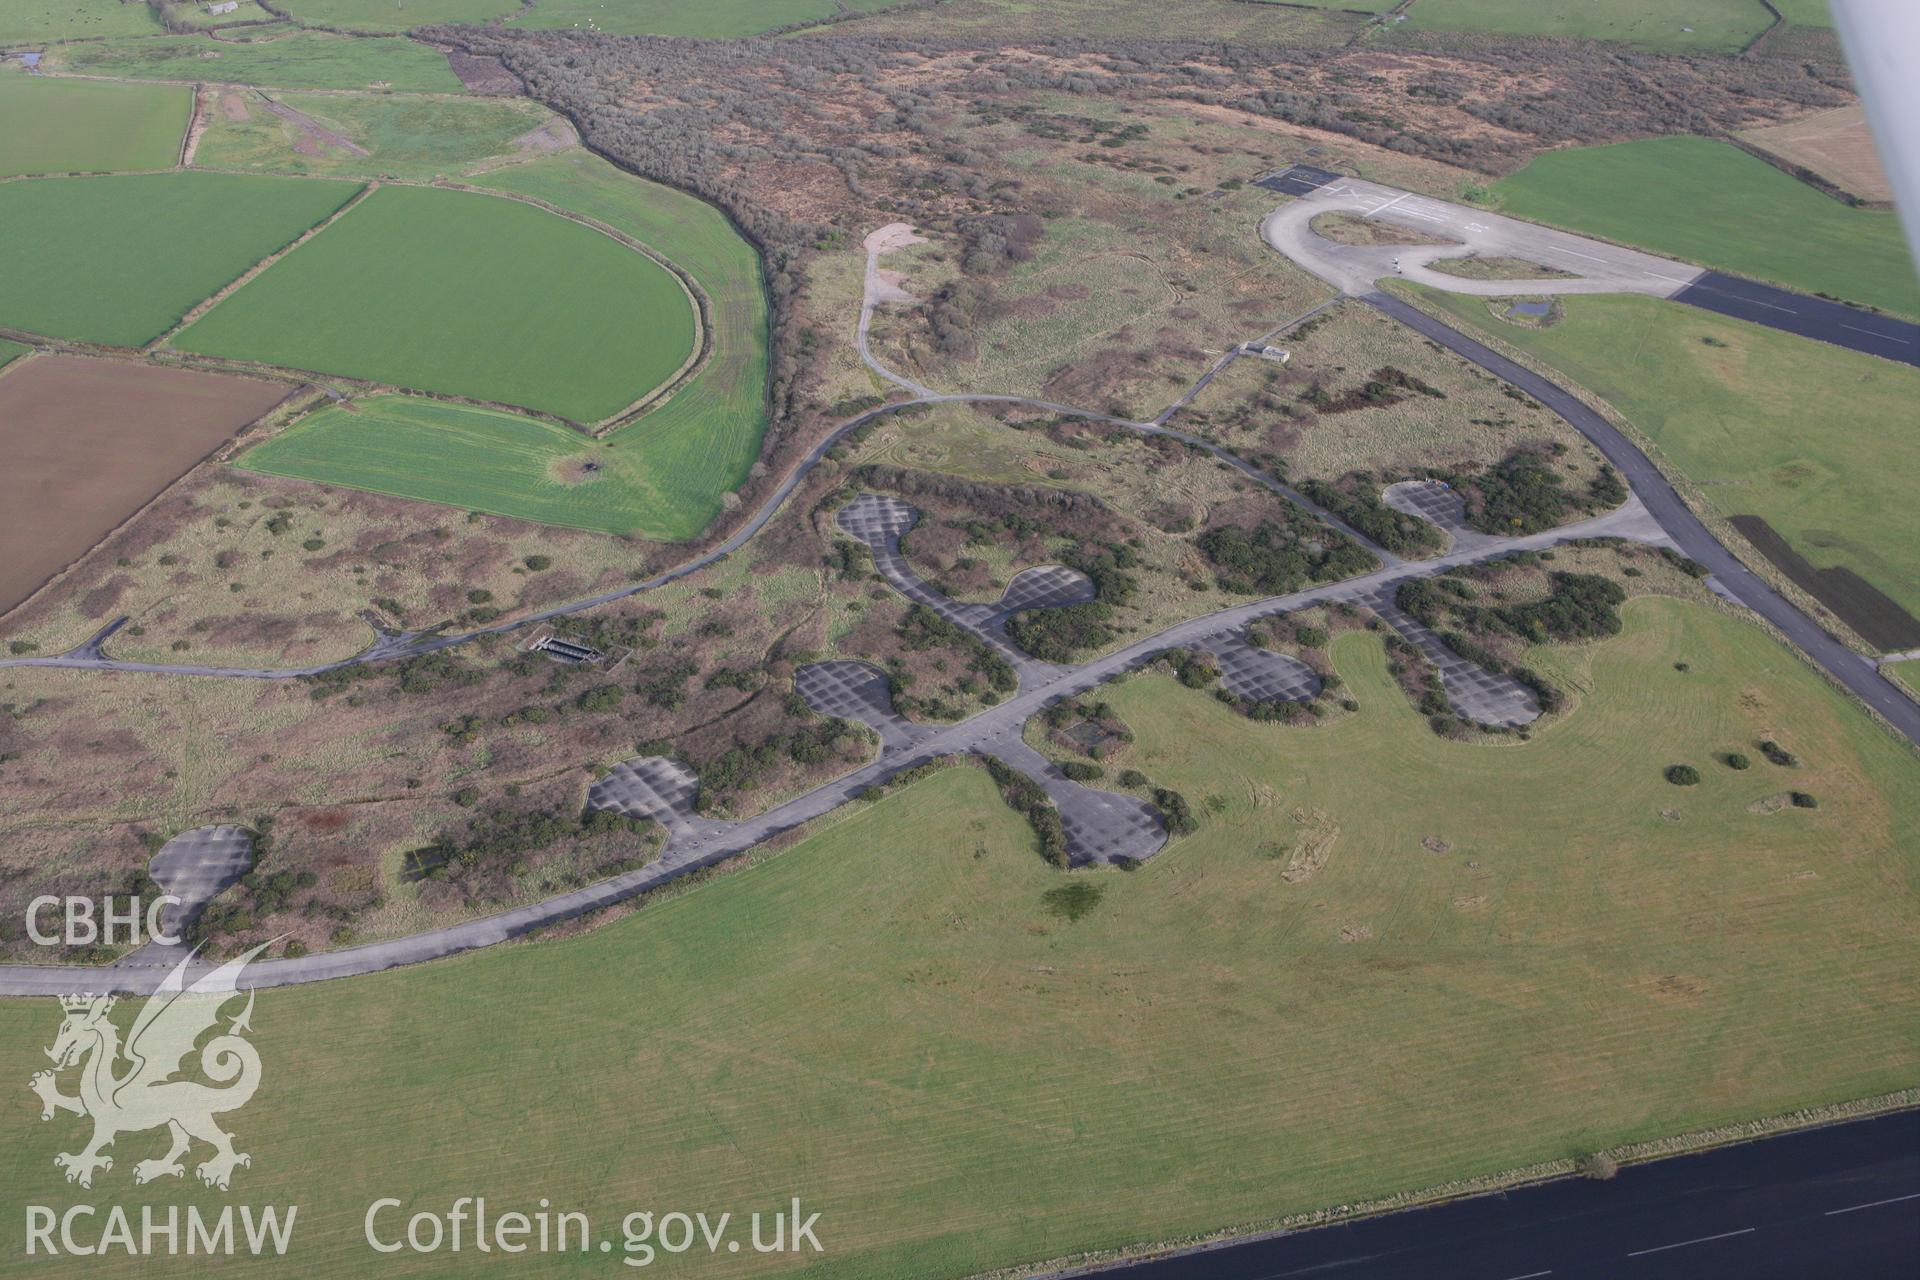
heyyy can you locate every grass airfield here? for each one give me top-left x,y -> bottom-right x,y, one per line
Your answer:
4,599 -> 1915,1278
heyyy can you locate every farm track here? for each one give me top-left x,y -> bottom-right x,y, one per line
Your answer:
4,182 -> 1918,993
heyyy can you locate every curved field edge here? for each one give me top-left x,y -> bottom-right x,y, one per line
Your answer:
170,181 -> 697,424
4,598 -> 1916,1279
469,150 -> 771,538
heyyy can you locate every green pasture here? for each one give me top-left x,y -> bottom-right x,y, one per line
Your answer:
237,395 -> 683,535
0,338 -> 30,371
474,150 -> 770,536
508,0 -> 902,37
275,0 -> 520,30
1401,0 -> 1774,52
51,29 -> 463,92
1769,0 -> 1831,25
1405,286 -> 1920,627
0,73 -> 188,177
0,0 -> 159,43
0,171 -> 361,346
3,598 -> 1916,1279
1490,136 -> 1919,318
193,87 -> 551,180
174,182 -> 696,423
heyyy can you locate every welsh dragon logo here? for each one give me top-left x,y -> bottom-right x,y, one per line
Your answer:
30,944 -> 268,1191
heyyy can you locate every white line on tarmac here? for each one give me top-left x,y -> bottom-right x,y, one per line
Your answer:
1494,1271 -> 1552,1280
1366,192 -> 1410,218
1841,322 -> 1908,343
1625,1228 -> 1755,1258
1824,1191 -> 1920,1215
1644,273 -> 1694,285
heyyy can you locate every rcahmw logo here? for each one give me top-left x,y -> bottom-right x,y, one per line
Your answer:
23,943 -> 298,1259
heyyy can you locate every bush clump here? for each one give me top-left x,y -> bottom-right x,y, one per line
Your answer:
1665,764 -> 1701,786
1724,752 -> 1751,770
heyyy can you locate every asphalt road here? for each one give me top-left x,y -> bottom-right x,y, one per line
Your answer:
1074,1108 -> 1920,1280
1675,270 -> 1920,368
1367,290 -> 1920,746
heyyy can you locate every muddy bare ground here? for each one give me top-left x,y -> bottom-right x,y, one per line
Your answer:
0,356 -> 292,616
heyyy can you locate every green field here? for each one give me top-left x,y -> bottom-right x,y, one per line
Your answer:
1491,136 -> 1920,318
1406,286 -> 1920,627
0,72 -> 188,177
1770,0 -> 1831,25
52,29 -> 463,92
0,337 -> 30,371
175,183 -> 695,422
473,150 -> 770,536
238,395 -> 686,534
5,598 -> 1917,1278
1402,0 -> 1773,52
509,0 -> 902,37
276,0 -> 518,29
0,171 -> 361,346
0,0 -> 159,43
194,87 -> 552,180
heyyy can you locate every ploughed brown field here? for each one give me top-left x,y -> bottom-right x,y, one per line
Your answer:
0,355 -> 291,617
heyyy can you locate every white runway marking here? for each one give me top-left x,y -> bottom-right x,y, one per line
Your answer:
1840,322 -> 1908,343
1366,192 -> 1410,218
1824,1191 -> 1920,1215
1644,273 -> 1694,285
1625,1227 -> 1755,1257
1465,222 -> 1490,232
1494,1271 -> 1553,1280
1559,248 -> 1607,262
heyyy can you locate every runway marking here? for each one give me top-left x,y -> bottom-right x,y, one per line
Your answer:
1840,322 -> 1909,344
1625,1227 -> 1754,1257
1558,248 -> 1607,263
1701,287 -> 1796,315
1644,273 -> 1694,285
1824,1191 -> 1920,1215
1494,1271 -> 1552,1279
1367,192 -> 1410,218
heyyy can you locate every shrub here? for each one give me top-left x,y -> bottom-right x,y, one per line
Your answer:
524,555 -> 551,571
1040,881 -> 1104,922
1665,764 -> 1701,786
1759,739 -> 1798,767
301,537 -> 325,552
1790,791 -> 1819,809
1118,768 -> 1148,788
1153,787 -> 1198,836
1725,752 -> 1751,770
1059,760 -> 1103,783
467,588 -> 494,604
1575,1153 -> 1619,1180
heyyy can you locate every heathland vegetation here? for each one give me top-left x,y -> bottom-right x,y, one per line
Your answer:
1404,287 -> 1920,643
3,599 -> 1913,1278
0,171 -> 362,346
1490,136 -> 1919,318
175,182 -> 696,423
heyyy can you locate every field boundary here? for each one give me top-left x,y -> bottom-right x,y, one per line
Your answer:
145,175 -> 373,350
433,177 -> 712,433
0,352 -> 305,629
1006,1090 -> 1920,1280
